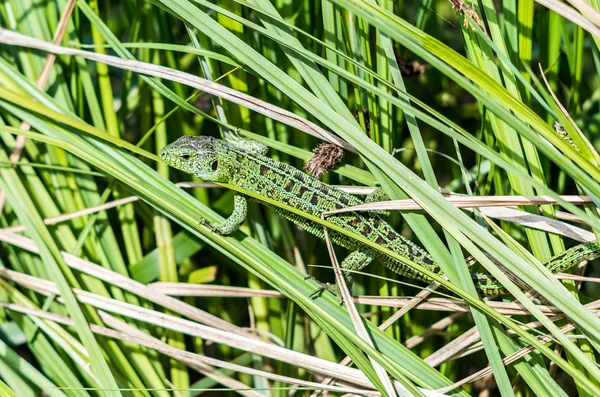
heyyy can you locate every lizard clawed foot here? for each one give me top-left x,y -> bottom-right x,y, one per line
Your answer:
198,218 -> 229,235
306,275 -> 326,298
305,276 -> 345,305
198,218 -> 215,231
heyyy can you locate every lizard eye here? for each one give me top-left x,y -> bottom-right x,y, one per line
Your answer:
211,160 -> 218,171
181,154 -> 191,160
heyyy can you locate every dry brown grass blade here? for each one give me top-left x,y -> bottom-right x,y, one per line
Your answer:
149,283 -> 574,316
0,28 -> 352,151
459,297 -> 600,357
321,225 -> 398,396
99,312 -> 266,397
0,0 -> 77,214
404,313 -> 464,349
436,314 -> 599,394
325,194 -> 596,242
355,296 -> 561,316
0,232 -> 254,337
0,268 -> 376,389
0,301 -> 378,396
429,298 -> 600,391
425,326 -> 482,368
535,0 -> 600,38
564,0 -> 600,33
556,273 -> 600,283
325,195 -> 594,213
3,187 -> 592,242
0,182 -> 218,234
377,282 -> 442,331
476,206 -> 594,242
150,283 -> 284,298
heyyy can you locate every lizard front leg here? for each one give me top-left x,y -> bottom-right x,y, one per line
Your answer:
309,250 -> 374,299
200,193 -> 248,235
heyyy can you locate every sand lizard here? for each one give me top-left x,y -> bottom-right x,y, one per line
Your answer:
160,136 -> 600,296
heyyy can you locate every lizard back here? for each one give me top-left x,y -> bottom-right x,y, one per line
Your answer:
221,142 -> 439,282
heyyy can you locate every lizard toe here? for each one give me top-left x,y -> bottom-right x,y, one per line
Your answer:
307,279 -> 345,303
308,287 -> 325,299
308,279 -> 329,298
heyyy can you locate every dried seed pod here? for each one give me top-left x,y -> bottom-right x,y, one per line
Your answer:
304,142 -> 344,178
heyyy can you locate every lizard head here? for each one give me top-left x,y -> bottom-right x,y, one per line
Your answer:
160,136 -> 231,182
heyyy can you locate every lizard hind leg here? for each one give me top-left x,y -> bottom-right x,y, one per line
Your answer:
309,250 -> 374,302
365,187 -> 390,220
365,187 -> 390,203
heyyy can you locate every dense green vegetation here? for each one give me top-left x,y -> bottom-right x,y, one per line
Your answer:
0,0 -> 599,396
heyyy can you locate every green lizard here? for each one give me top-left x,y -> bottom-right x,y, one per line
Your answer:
160,135 -> 600,296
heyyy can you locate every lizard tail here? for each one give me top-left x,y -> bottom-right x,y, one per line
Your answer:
471,242 -> 600,296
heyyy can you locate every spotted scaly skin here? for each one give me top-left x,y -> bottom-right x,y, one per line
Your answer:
160,136 -> 600,296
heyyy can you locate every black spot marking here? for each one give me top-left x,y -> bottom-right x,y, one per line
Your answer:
387,231 -> 396,240
298,186 -> 309,196
284,180 -> 295,192
310,195 -> 319,206
293,170 -> 308,182
422,257 -> 434,265
362,225 -> 373,235
375,236 -> 385,245
268,167 -> 286,179
319,185 -> 331,194
338,195 -> 350,205
348,218 -> 361,227
259,165 -> 269,175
